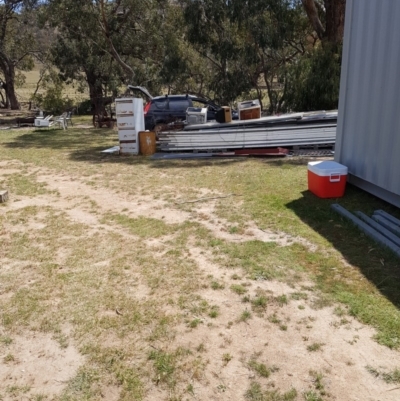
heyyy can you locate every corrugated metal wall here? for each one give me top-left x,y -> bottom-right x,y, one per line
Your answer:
336,0 -> 400,207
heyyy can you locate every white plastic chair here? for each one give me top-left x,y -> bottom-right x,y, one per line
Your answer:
65,111 -> 73,126
52,113 -> 67,130
34,114 -> 53,128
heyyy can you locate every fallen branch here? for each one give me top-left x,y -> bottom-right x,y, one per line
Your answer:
385,387 -> 400,392
175,193 -> 242,205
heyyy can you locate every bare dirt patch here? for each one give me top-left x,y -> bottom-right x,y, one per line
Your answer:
34,167 -> 316,249
1,161 -> 400,400
170,281 -> 400,401
0,331 -> 83,400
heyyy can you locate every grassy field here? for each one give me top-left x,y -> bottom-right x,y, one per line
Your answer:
15,65 -> 88,106
1,122 -> 400,400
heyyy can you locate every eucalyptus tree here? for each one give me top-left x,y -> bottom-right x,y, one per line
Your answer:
181,0 -> 311,112
0,0 -> 42,109
91,1 -> 223,102
180,0 -> 255,104
43,0 -> 186,115
230,0 -> 312,113
284,0 -> 346,111
40,0 -> 126,119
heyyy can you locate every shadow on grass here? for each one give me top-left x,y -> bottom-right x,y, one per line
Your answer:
4,128 -> 110,151
3,128 -> 258,169
286,184 -> 400,310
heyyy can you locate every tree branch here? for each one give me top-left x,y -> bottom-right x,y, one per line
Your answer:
31,67 -> 47,99
196,49 -> 223,72
301,0 -> 325,40
97,0 -> 135,79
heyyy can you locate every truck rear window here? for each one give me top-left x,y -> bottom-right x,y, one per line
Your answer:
150,99 -> 168,110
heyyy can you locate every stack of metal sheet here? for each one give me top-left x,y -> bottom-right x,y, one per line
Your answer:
158,111 -> 337,152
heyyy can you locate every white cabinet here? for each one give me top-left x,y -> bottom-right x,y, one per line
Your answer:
115,98 -> 145,155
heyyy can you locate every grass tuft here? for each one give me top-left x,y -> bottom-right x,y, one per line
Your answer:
240,310 -> 252,322
231,284 -> 248,295
252,295 -> 268,310
248,360 -> 271,378
101,213 -> 179,238
245,382 -> 297,401
366,365 -> 400,384
148,350 -> 176,387
307,343 -> 324,352
275,294 -> 288,306
303,391 -> 324,401
211,281 -> 224,290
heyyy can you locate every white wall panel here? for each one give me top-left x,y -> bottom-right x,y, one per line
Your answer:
336,0 -> 400,206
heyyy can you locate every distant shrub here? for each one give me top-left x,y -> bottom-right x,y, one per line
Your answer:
285,44 -> 342,112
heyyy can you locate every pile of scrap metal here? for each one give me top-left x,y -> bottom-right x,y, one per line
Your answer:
157,111 -> 337,154
332,205 -> 400,257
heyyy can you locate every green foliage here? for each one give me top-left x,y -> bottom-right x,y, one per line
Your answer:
7,1 -> 345,114
181,0 -> 256,103
181,0 -> 314,110
30,71 -> 74,114
0,1 -> 42,108
76,99 -> 93,115
285,44 -> 342,111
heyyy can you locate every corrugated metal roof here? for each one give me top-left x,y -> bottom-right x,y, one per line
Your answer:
336,0 -> 400,205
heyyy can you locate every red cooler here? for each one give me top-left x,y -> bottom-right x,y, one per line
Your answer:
308,161 -> 348,198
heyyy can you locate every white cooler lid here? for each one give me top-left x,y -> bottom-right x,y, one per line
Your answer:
308,161 -> 348,176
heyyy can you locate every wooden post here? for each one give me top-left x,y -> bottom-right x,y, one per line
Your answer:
0,190 -> 9,203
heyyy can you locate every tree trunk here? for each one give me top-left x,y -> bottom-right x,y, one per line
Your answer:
324,0 -> 346,46
259,54 -> 274,115
0,54 -> 20,110
301,0 -> 325,41
86,71 -> 106,126
0,87 -> 6,108
302,0 -> 346,46
4,72 -> 20,110
277,72 -> 289,114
